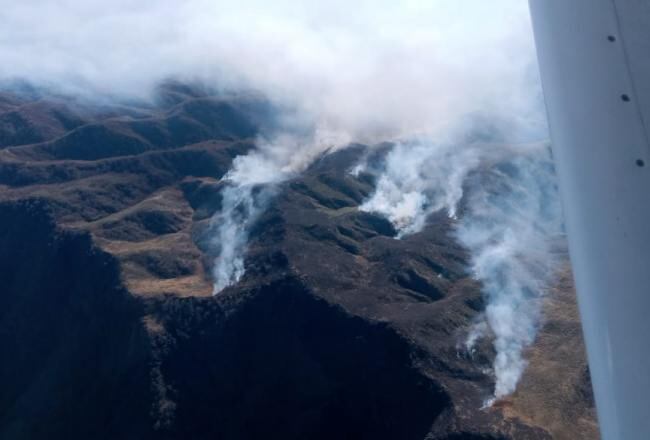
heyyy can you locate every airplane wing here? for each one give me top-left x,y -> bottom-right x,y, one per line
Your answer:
528,1 -> 650,439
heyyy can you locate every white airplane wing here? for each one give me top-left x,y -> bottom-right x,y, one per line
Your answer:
528,1 -> 650,439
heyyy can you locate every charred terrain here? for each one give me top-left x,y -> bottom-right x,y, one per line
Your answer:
0,85 -> 598,439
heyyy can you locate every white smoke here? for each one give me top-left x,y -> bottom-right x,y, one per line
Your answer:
211,184 -> 265,294
360,139 -> 485,236
458,149 -> 563,400
211,128 -> 348,293
360,140 -> 563,401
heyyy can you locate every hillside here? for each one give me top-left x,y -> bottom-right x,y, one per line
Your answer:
0,84 -> 598,440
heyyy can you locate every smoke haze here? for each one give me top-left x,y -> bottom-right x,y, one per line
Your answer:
1,0 -> 562,400
1,1 -> 540,141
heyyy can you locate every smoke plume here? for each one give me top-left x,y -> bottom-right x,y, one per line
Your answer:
211,128 -> 348,293
358,136 -> 563,400
457,149 -> 563,399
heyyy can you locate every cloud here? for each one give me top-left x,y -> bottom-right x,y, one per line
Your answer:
0,0 -> 541,142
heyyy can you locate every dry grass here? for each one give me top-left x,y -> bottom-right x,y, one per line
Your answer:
503,266 -> 600,440
128,273 -> 213,298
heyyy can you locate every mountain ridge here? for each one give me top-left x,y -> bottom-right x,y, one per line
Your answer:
0,84 -> 597,439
